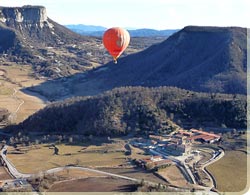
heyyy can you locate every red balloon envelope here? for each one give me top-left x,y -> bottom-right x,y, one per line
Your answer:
103,27 -> 130,63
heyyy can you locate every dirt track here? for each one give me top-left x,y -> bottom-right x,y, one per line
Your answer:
0,65 -> 47,123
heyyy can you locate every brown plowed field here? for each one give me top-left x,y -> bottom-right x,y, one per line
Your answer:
48,177 -> 138,192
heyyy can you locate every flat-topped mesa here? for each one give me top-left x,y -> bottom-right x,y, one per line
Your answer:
0,5 -> 47,24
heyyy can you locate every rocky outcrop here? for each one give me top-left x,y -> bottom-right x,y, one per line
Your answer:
0,5 -> 55,54
0,5 -> 100,79
0,5 -> 47,25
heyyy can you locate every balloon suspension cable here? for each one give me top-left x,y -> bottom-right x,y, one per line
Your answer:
113,58 -> 117,64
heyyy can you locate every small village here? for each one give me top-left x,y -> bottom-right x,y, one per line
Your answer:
130,128 -> 223,190
133,128 -> 221,158
0,126 -> 244,193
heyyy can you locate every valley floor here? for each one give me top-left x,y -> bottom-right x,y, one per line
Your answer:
0,65 -> 47,124
1,132 -> 247,193
48,177 -> 138,192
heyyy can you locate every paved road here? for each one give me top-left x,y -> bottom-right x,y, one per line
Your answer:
45,166 -> 139,182
0,145 -> 150,185
200,149 -> 225,189
0,145 -> 32,178
149,148 -> 222,194
1,144 -> 222,194
149,149 -> 196,184
0,145 -> 188,192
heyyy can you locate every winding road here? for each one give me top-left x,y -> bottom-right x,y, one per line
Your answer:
200,149 -> 225,189
0,145 -> 162,187
149,147 -> 224,193
0,145 -> 190,192
1,145 -> 138,181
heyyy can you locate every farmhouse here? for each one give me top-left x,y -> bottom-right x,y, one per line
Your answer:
138,156 -> 173,170
190,129 -> 221,143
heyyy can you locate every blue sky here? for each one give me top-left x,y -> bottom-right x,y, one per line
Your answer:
1,0 -> 249,29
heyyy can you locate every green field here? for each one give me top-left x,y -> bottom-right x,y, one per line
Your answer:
7,144 -> 127,174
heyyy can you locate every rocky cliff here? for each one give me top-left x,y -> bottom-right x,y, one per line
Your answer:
0,5 -> 56,53
0,5 -> 47,26
0,5 -> 102,78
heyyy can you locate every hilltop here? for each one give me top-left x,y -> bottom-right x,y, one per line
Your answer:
18,87 -> 246,135
0,6 -> 101,78
57,26 -> 246,96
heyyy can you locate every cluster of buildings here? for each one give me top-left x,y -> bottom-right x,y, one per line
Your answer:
133,129 -> 221,158
178,129 -> 221,144
149,134 -> 192,156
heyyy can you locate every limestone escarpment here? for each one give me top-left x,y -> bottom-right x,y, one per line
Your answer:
0,5 -> 47,25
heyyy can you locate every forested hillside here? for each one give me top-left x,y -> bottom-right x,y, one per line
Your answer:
19,87 -> 246,136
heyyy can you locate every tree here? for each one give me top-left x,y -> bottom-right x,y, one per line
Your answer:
170,113 -> 174,120
157,183 -> 162,190
9,137 -> 15,145
75,159 -> 81,166
18,132 -> 22,137
35,139 -> 39,145
54,146 -> 59,155
231,128 -> 237,136
88,134 -> 93,140
140,178 -> 145,187
69,136 -> 73,143
177,119 -> 182,125
57,135 -> 63,143
221,123 -> 227,128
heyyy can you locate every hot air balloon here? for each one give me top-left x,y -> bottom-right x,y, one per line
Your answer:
103,27 -> 130,64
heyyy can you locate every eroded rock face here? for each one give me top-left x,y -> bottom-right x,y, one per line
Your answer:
0,6 -> 54,57
0,5 -> 47,24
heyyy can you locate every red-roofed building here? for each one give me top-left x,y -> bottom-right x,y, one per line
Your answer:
178,130 -> 193,137
190,129 -> 221,143
138,156 -> 173,170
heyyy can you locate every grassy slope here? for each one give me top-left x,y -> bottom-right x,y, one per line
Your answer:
207,150 -> 247,192
207,134 -> 248,192
0,65 -> 46,123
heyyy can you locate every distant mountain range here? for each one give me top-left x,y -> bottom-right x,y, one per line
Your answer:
65,24 -> 178,37
65,24 -> 107,32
